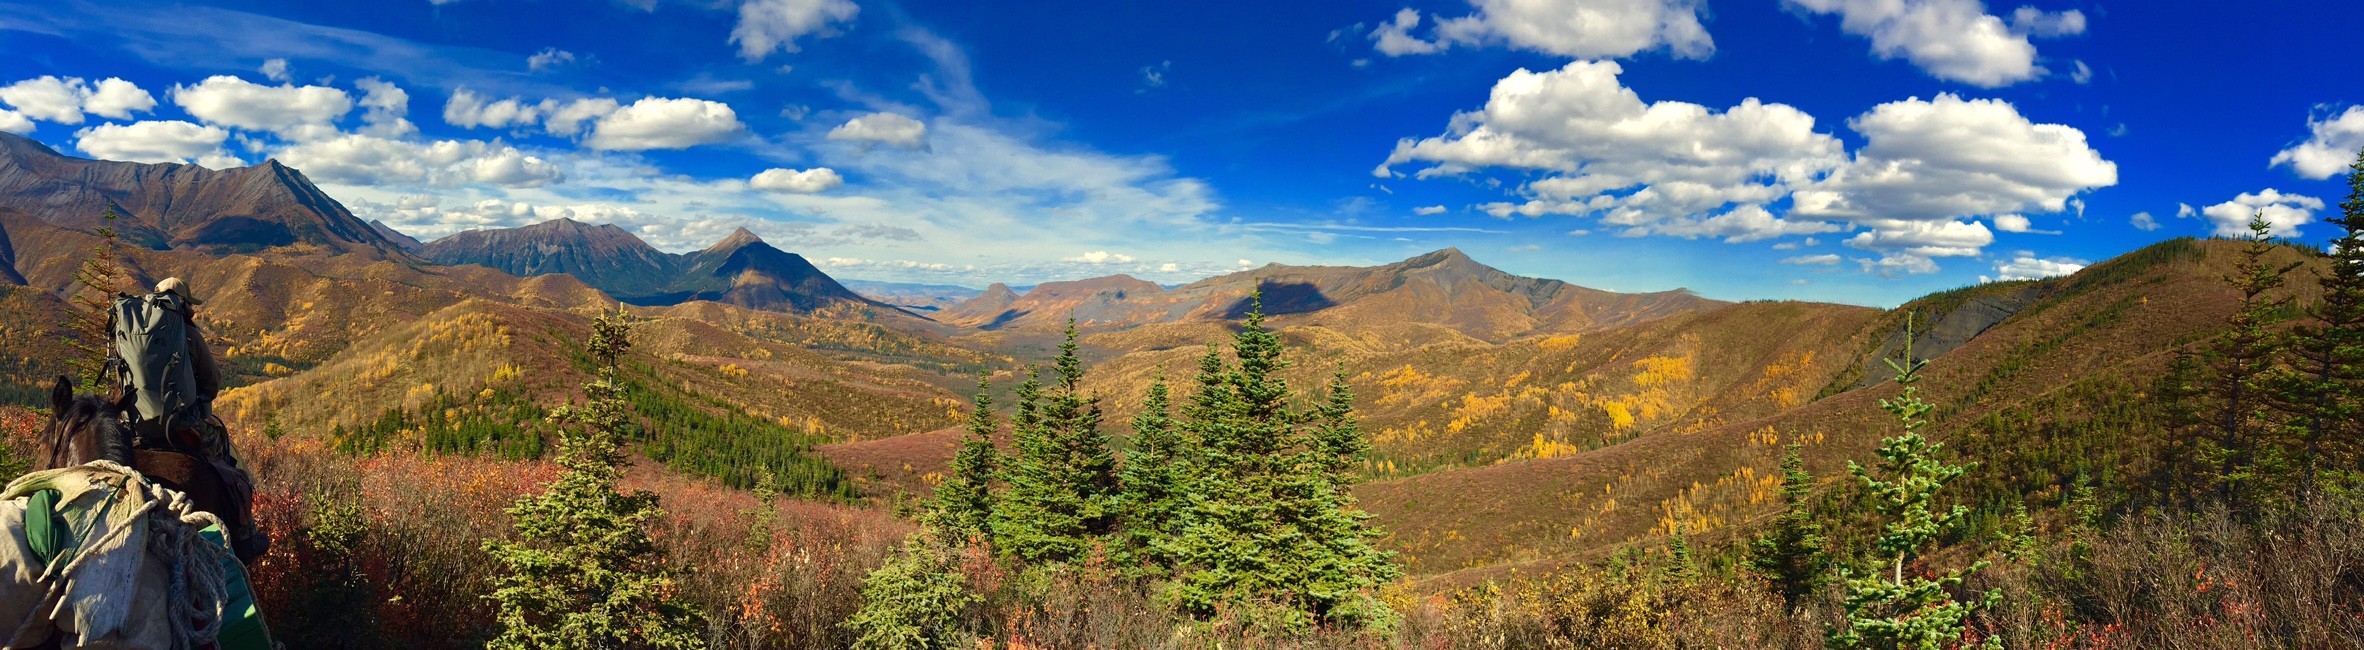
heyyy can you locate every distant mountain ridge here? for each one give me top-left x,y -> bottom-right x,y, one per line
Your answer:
417,219 -> 890,314
940,247 -> 1719,341
839,279 -> 984,312
0,132 -> 402,255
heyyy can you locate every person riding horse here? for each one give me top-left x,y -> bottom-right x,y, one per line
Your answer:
108,278 -> 268,565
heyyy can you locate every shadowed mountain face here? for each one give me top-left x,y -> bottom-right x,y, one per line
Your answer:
0,217 -> 20,285
368,220 -> 424,252
0,132 -> 401,255
940,247 -> 1719,341
417,220 -> 886,314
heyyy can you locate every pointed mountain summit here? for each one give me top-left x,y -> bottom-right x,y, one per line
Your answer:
705,226 -> 765,254
0,132 -> 402,255
675,230 -> 873,313
419,218 -> 885,314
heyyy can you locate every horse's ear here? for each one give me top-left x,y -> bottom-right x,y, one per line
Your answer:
51,375 -> 73,413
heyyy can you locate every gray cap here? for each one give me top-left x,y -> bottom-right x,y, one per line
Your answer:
155,277 -> 203,305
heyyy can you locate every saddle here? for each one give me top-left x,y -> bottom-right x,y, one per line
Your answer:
112,403 -> 265,566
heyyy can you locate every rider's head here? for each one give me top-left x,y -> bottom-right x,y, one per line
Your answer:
155,277 -> 203,306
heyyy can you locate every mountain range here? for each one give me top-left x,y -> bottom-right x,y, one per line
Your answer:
0,136 -> 2289,586
418,218 -> 890,314
0,133 -> 400,256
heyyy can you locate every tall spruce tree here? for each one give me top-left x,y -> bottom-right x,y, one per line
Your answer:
1046,320 -> 1120,535
1116,374 -> 1188,571
933,374 -> 1001,539
2149,351 -> 2207,510
482,309 -> 703,650
2208,213 -> 2298,513
1751,444 -> 1830,607
62,210 -> 123,391
1166,295 -> 1400,630
1310,369 -> 1368,491
1829,316 -> 1999,650
2266,146 -> 2364,503
990,322 -> 1120,562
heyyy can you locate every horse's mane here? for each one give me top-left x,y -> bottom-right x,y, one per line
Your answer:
52,393 -> 135,467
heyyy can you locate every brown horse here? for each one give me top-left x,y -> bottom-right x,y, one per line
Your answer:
36,375 -> 249,562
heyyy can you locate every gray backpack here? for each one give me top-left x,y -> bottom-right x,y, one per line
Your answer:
111,291 -> 201,428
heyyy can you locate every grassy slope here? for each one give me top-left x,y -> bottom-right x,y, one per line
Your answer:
1357,237 -> 2328,580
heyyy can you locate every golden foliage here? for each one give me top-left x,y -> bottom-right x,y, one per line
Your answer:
1601,402 -> 1636,430
1630,354 -> 1695,388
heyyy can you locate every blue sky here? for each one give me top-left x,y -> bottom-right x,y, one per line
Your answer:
2,0 -> 2360,306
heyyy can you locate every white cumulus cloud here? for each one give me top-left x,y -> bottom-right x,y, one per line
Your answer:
73,120 -> 230,164
750,167 -> 844,193
84,78 -> 158,120
1414,205 -> 1448,215
1,76 -> 156,124
1381,61 -> 1844,242
170,75 -> 352,139
1986,251 -> 2087,282
585,97 -> 744,150
0,109 -> 29,134
826,112 -> 927,148
442,88 -> 546,130
2130,211 -> 2159,231
1792,93 -> 2115,263
1784,0 -> 2082,87
730,0 -> 859,62
2196,188 -> 2322,238
527,48 -> 577,72
1066,251 -> 1136,265
1376,0 -> 1714,60
275,134 -> 561,188
0,76 -> 96,123
259,58 -> 292,83
2270,105 -> 2364,180
543,98 -> 620,137
352,77 -> 417,137
1782,253 -> 1841,265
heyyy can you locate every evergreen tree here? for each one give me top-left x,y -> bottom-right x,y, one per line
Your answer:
1667,520 -> 1695,580
62,210 -> 123,391
2265,146 -> 2364,503
1310,369 -> 1368,491
1829,316 -> 1999,650
844,532 -> 978,650
933,374 -> 1000,539
2207,213 -> 2298,513
1751,444 -> 1830,607
2148,351 -> 2207,510
1044,320 -> 1120,535
991,323 -> 1120,562
1166,295 -> 1400,630
482,309 -> 704,650
1116,374 -> 1187,571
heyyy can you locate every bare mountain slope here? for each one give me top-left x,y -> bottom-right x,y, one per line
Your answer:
0,133 -> 403,255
